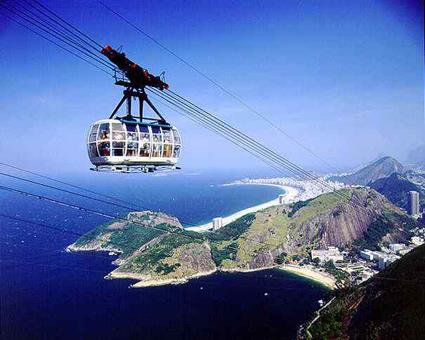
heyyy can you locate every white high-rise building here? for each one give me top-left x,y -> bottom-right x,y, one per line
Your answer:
408,191 -> 420,216
212,217 -> 223,231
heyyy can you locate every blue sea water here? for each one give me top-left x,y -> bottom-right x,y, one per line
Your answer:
0,170 -> 328,339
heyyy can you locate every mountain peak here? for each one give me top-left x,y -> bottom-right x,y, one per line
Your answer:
332,156 -> 405,186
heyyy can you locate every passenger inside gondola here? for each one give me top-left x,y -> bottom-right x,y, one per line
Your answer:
98,142 -> 110,156
99,123 -> 110,140
162,129 -> 172,157
126,124 -> 138,156
139,127 -> 150,157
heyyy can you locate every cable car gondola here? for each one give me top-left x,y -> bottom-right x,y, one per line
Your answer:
87,119 -> 181,173
87,46 -> 181,173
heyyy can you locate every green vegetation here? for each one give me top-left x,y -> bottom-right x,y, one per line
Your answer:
155,262 -> 181,275
274,252 -> 287,264
205,213 -> 256,241
128,233 -> 203,273
204,214 -> 256,266
105,224 -> 163,257
309,287 -> 356,339
290,189 -> 351,225
73,222 -> 109,246
70,186 -> 419,287
288,199 -> 312,217
210,241 -> 238,266
323,260 -> 349,285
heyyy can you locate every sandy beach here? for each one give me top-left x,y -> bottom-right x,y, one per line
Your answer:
186,183 -> 301,232
280,264 -> 336,289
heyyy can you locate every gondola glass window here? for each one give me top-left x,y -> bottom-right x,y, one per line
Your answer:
88,124 -> 99,158
162,128 -> 173,158
111,123 -> 125,156
151,126 -> 162,158
139,125 -> 150,157
98,123 -> 110,156
172,127 -> 181,158
87,119 -> 181,169
126,124 -> 139,157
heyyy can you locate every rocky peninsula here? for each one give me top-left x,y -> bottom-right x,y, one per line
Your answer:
68,187 -> 417,288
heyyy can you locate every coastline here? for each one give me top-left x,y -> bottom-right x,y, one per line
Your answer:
107,264 -> 335,290
186,183 -> 301,232
108,268 -> 218,288
68,180 -> 337,290
280,264 -> 336,289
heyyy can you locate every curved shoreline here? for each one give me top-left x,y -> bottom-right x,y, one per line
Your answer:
185,183 -> 301,232
280,264 -> 336,289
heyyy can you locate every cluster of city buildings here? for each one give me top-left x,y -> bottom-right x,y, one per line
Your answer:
309,229 -> 425,284
233,177 -> 345,202
359,249 -> 400,270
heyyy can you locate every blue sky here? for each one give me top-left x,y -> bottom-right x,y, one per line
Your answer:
0,0 -> 423,174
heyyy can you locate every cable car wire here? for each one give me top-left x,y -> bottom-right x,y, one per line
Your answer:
0,162 -> 141,210
0,2 -> 116,72
0,12 -> 114,76
2,1 -> 355,203
0,184 -> 282,263
0,185 -> 195,236
149,89 -> 307,179
156,100 -> 289,176
6,0 -> 106,62
0,172 -> 143,213
0,213 -> 83,237
2,0 -> 340,196
27,0 -> 105,51
0,184 -> 256,256
149,88 -> 349,200
0,170 -> 201,228
147,89 -> 361,206
95,0 -> 339,174
166,88 -> 338,190
151,88 -> 361,205
22,0 -> 104,53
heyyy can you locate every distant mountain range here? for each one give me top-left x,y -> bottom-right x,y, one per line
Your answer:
306,244 -> 425,339
407,144 -> 425,170
68,187 -> 418,287
330,156 -> 405,186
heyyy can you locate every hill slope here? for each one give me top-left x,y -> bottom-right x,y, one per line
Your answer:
370,173 -> 425,211
308,244 -> 425,339
69,188 -> 418,286
332,156 -> 404,186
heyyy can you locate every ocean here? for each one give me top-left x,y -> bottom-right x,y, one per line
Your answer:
0,170 -> 328,339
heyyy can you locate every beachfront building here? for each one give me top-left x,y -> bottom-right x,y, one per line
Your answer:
278,194 -> 286,204
212,217 -> 223,231
311,246 -> 343,263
